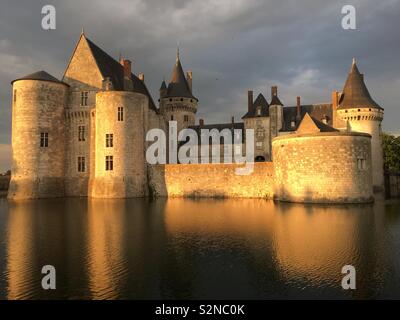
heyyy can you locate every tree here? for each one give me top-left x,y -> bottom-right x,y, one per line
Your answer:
382,133 -> 400,172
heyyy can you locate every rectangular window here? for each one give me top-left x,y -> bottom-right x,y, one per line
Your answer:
106,134 -> 113,148
13,89 -> 17,103
256,141 -> 263,149
40,132 -> 49,147
118,107 -> 124,121
78,126 -> 85,141
106,155 -> 113,171
81,91 -> 88,106
184,115 -> 189,122
78,156 -> 86,172
357,158 -> 366,170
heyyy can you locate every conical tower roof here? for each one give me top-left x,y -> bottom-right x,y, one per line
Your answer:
11,70 -> 68,86
164,50 -> 197,100
338,59 -> 382,110
160,80 -> 167,90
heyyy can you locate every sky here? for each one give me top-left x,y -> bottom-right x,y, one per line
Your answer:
0,0 -> 399,171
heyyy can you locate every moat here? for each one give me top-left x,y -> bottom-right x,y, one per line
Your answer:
0,196 -> 400,299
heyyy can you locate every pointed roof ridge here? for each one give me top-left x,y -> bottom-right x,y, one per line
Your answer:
12,70 -> 68,86
270,92 -> 283,106
296,112 -> 339,133
253,93 -> 269,106
160,80 -> 167,90
242,92 -> 270,119
338,59 -> 382,110
165,52 -> 197,100
69,33 -> 157,110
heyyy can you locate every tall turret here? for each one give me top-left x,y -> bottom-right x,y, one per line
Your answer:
8,71 -> 68,199
160,49 -> 198,133
89,58 -> 149,198
337,59 -> 384,191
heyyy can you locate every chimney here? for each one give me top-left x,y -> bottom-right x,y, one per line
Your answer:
271,86 -> 278,99
120,59 -> 133,91
332,90 -> 339,127
138,73 -> 145,82
248,90 -> 253,112
296,96 -> 301,119
121,59 -> 132,80
199,118 -> 204,126
186,71 -> 193,92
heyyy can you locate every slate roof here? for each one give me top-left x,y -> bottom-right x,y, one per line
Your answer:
309,115 -> 339,132
270,94 -> 283,106
281,103 -> 333,132
85,36 -> 157,111
11,71 -> 68,86
164,55 -> 197,100
188,122 -> 245,143
296,112 -> 339,133
242,93 -> 270,119
338,59 -> 382,110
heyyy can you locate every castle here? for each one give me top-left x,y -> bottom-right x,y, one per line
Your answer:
8,32 -> 384,203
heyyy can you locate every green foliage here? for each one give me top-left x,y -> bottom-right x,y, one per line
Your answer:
383,133 -> 400,172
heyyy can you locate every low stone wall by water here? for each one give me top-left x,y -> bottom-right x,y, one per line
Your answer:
385,172 -> 400,198
148,162 -> 274,199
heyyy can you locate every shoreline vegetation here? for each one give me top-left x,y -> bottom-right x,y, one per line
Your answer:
0,174 -> 10,197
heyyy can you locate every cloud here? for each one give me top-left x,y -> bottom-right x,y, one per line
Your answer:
0,0 -> 399,145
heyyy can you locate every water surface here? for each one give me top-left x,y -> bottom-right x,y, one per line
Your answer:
0,196 -> 399,299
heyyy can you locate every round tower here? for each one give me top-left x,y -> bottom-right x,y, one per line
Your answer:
8,71 -> 68,200
160,50 -> 198,133
337,59 -> 384,191
272,113 -> 373,204
89,90 -> 148,198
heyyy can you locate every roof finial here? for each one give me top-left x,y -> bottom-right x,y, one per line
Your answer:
352,57 -> 356,65
81,27 -> 85,35
176,41 -> 180,62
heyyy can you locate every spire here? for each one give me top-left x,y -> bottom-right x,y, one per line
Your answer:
160,80 -> 167,90
164,49 -> 197,100
338,59 -> 382,110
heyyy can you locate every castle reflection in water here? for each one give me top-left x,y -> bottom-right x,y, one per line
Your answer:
0,197 -> 399,299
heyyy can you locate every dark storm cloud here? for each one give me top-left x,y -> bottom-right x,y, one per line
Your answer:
0,0 -> 399,169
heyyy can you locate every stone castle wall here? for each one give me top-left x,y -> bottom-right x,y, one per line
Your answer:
8,80 -> 67,200
272,132 -> 373,203
89,91 -> 149,198
148,162 -> 274,199
338,108 -> 384,190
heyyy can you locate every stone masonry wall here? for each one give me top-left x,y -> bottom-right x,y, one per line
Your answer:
148,162 -> 274,199
272,132 -> 373,203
